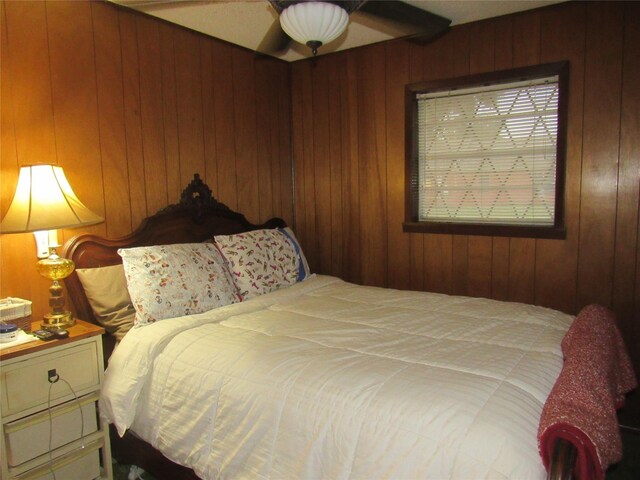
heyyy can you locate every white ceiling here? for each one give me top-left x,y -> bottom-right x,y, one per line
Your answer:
112,0 -> 563,62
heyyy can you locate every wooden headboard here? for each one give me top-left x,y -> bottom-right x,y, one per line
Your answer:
62,174 -> 285,353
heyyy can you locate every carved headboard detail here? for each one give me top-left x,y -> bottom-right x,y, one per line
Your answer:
158,173 -> 230,221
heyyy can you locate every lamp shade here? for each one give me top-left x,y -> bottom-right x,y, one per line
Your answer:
0,164 -> 104,233
280,2 -> 348,53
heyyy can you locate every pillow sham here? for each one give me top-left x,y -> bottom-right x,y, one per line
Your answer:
118,243 -> 240,326
279,227 -> 311,281
214,227 -> 310,300
76,264 -> 135,341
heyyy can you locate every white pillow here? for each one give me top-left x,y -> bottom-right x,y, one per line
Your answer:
118,243 -> 240,326
214,227 -> 310,300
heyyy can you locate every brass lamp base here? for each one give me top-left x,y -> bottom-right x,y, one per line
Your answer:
42,311 -> 75,331
36,246 -> 76,332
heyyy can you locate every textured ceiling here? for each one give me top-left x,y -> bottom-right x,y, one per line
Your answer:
112,0 -> 563,61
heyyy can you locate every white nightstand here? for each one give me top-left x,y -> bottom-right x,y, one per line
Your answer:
0,320 -> 112,480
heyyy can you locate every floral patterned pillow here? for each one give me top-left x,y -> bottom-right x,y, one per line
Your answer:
214,228 -> 310,300
118,243 -> 240,326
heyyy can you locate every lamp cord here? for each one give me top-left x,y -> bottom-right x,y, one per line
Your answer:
47,374 -> 85,479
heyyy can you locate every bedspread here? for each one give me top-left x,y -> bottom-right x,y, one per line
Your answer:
101,275 -> 574,479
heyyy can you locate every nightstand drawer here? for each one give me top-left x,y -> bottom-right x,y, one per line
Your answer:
1,342 -> 100,417
14,441 -> 101,480
5,394 -> 98,466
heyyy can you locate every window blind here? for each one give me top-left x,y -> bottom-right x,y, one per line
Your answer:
416,76 -> 559,226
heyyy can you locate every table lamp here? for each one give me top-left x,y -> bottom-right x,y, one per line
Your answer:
0,164 -> 104,330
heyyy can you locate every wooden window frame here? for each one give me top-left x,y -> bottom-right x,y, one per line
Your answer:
403,61 -> 569,239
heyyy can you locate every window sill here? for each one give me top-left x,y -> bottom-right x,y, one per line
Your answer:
402,221 -> 566,239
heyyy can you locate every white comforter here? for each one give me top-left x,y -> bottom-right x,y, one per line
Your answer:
100,275 -> 574,480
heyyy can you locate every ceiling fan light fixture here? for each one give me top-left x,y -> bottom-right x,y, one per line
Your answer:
280,1 -> 348,55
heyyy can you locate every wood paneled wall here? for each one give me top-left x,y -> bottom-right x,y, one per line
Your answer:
1,0 -> 638,373
291,1 -> 640,371
0,0 -> 292,319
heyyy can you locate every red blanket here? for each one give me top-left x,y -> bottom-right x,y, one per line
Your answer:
538,304 -> 637,480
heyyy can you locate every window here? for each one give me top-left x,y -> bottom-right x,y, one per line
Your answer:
404,62 -> 568,238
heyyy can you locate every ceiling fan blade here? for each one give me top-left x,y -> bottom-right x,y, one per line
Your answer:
357,1 -> 451,37
267,0 -> 286,15
117,0 -> 212,11
341,1 -> 368,15
256,17 -> 291,55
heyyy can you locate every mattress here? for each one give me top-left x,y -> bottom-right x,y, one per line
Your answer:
100,275 -> 574,479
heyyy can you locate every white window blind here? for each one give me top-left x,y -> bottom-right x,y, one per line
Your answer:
417,76 -> 559,226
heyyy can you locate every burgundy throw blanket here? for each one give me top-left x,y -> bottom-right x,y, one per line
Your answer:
538,304 -> 637,480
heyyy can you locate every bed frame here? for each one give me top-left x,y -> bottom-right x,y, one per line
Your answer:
62,174 -> 576,480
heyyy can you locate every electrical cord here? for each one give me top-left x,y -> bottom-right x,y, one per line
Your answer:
47,372 -> 85,480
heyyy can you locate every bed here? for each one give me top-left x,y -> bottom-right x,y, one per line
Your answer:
62,174 -> 636,480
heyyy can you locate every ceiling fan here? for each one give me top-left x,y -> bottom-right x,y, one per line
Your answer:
260,1 -> 451,56
116,0 -> 451,58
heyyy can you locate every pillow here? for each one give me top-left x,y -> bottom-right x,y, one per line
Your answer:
214,227 -> 310,300
279,227 -> 311,280
118,243 -> 240,326
76,264 -> 135,341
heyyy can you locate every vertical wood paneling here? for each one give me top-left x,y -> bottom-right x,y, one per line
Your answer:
0,1 -> 16,214
300,61 -> 319,272
535,2 -> 586,314
327,56 -> 344,279
342,54 -> 361,284
254,59 -> 275,222
200,37 -> 218,195
618,2 -> 640,367
137,15 -> 168,215
385,42 -> 411,290
174,28 -> 205,189
269,63 -> 287,224
92,1 -> 131,238
0,0 -> 292,321
210,42 -> 237,209
264,61 -> 281,223
357,44 -> 387,287
491,238 -> 510,301
119,9 -> 147,227
231,49 -> 259,222
577,2 -> 624,309
159,23 -> 181,202
311,59 -> 332,274
276,62 -> 293,226
291,64 -> 307,243
2,1 -> 57,166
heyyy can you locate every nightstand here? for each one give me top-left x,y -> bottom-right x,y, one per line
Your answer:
0,320 -> 113,480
